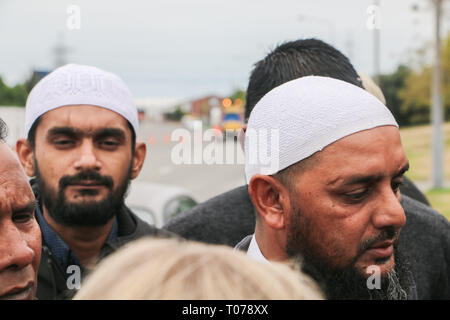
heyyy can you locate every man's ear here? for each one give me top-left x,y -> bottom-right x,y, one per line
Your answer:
16,139 -> 35,177
130,140 -> 146,179
248,174 -> 291,230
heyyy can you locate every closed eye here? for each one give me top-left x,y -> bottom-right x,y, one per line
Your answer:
96,139 -> 121,150
12,212 -> 34,224
54,139 -> 75,145
12,201 -> 37,224
344,188 -> 370,202
391,179 -> 404,194
52,136 -> 77,149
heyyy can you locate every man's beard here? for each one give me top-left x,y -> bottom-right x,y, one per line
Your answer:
285,203 -> 414,300
35,159 -> 133,227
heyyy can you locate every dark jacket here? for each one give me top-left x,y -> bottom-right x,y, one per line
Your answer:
33,182 -> 176,300
164,185 -> 450,299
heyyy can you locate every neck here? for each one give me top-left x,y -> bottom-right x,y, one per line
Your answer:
254,223 -> 289,262
42,207 -> 114,268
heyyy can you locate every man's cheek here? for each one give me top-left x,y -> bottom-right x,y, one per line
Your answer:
24,225 -> 42,271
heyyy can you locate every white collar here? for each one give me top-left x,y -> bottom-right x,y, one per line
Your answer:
247,234 -> 270,264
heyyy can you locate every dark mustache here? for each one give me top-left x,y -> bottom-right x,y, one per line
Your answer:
59,170 -> 114,190
358,227 -> 399,256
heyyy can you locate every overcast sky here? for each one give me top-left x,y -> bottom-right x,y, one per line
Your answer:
0,0 -> 448,100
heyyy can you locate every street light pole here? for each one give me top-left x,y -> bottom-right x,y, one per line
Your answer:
431,0 -> 444,188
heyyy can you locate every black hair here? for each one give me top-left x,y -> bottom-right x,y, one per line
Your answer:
27,116 -> 136,153
245,38 -> 363,120
0,118 -> 7,142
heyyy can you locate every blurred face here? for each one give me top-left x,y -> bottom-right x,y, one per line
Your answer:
0,143 -> 41,300
285,126 -> 408,278
32,105 -> 135,226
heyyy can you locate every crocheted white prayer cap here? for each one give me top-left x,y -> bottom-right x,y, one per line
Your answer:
245,76 -> 398,184
25,64 -> 138,136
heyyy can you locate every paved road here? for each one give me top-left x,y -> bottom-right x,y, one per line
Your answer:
136,120 -> 246,202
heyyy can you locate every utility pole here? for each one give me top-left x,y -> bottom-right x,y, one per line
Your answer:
431,0 -> 444,188
53,33 -> 69,68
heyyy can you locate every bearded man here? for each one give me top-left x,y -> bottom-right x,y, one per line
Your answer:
166,39 -> 450,299
236,76 -> 418,299
16,64 -> 174,299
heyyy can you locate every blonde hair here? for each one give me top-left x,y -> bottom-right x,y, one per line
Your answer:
357,71 -> 386,105
74,238 -> 323,300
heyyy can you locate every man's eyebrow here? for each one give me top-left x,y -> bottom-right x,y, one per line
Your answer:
14,199 -> 38,214
47,127 -> 82,139
329,162 -> 410,187
47,127 -> 126,141
93,128 -> 126,141
340,174 -> 384,187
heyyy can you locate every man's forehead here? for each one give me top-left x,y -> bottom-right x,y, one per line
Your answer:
326,126 -> 402,150
0,146 -> 35,211
314,127 -> 408,184
39,105 -> 129,132
0,143 -> 26,173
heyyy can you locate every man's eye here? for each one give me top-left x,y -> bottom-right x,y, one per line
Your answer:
54,139 -> 75,146
13,212 -> 34,224
392,180 -> 403,193
98,140 -> 120,148
345,189 -> 370,201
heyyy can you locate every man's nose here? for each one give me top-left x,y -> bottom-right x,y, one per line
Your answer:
73,140 -> 101,171
0,223 -> 35,271
371,186 -> 406,231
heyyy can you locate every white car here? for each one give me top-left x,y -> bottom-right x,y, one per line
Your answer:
125,181 -> 197,228
181,114 -> 201,131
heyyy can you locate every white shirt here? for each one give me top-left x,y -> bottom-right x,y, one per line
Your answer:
247,234 -> 270,264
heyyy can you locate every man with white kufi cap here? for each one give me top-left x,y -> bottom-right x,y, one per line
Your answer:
238,75 -> 417,299
16,64 -> 175,300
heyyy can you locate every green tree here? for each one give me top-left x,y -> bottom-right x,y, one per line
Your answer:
398,66 -> 433,125
0,76 -> 28,106
379,65 -> 412,126
229,89 -> 246,106
24,72 -> 44,94
165,105 -> 185,121
398,32 -> 450,125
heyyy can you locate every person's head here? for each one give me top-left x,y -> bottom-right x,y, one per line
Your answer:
237,38 -> 363,149
16,64 -> 146,227
246,76 -> 412,299
73,238 -> 324,300
245,38 -> 362,120
0,118 -> 41,300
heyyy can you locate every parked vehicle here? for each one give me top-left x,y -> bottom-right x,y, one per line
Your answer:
125,181 -> 197,228
221,105 -> 244,138
181,114 -> 201,131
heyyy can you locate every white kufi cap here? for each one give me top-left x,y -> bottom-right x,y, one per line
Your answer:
244,76 -> 398,184
25,64 -> 138,136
